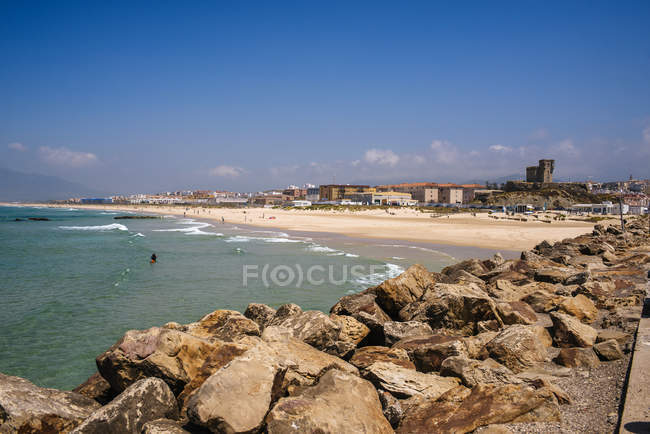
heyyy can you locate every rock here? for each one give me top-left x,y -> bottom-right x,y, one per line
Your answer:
186,341 -> 285,433
141,418 -> 190,434
330,292 -> 392,344
72,372 -> 116,405
266,369 -> 393,434
397,383 -> 560,433
607,225 -> 623,235
244,303 -> 276,330
440,356 -> 522,388
593,339 -> 624,361
534,267 -> 572,284
268,303 -> 303,326
0,373 -> 100,433
485,325 -> 548,373
393,334 -> 467,372
441,258 -> 488,277
383,320 -> 433,346
496,301 -> 537,325
399,283 -> 503,336
261,326 -> 358,391
369,264 -> 434,317
596,329 -> 631,346
96,327 -> 249,396
349,346 -> 415,370
363,362 -> 460,399
462,331 -> 498,358
564,270 -> 591,285
272,310 -> 342,354
448,269 -> 487,289
550,312 -> 598,348
558,294 -> 598,323
182,309 -> 260,342
329,314 -> 370,357
522,290 -> 565,313
377,389 -> 403,428
530,325 -> 553,348
71,378 -> 178,434
554,347 -> 601,368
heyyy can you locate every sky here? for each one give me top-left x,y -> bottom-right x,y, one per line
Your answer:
1,0 -> 649,194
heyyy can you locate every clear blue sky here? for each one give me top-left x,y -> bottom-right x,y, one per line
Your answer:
1,0 -> 649,193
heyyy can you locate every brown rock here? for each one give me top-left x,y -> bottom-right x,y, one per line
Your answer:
244,303 -> 276,330
363,362 -> 460,399
266,369 -> 393,433
186,341 -> 285,433
383,320 -> 433,346
522,290 -> 565,313
440,356 -> 522,388
593,339 -> 623,361
463,331 -> 498,358
554,347 -> 600,368
530,325 -> 553,348
397,383 -> 560,433
596,329 -> 631,346
377,389 -> 403,428
72,372 -> 116,405
71,378 -> 178,434
182,309 -> 260,342
268,303 -> 303,326
272,310 -> 342,354
558,294 -> 598,323
329,314 -> 370,357
496,301 -> 537,325
0,373 -> 100,433
330,292 -> 392,344
349,346 -> 415,370
393,334 -> 467,372
442,258 -> 488,277
369,264 -> 434,317
142,418 -> 190,433
550,312 -> 598,348
485,325 -> 548,373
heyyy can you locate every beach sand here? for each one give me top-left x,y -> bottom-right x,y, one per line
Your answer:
2,203 -> 605,251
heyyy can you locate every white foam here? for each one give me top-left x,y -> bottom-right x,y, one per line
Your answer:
59,223 -> 128,232
345,253 -> 360,258
353,263 -> 404,288
132,233 -> 145,237
224,235 -> 302,243
307,244 -> 339,253
100,212 -> 118,215
153,221 -> 221,236
377,243 -> 455,259
391,256 -> 405,260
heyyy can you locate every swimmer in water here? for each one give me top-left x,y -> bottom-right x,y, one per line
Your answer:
150,253 -> 157,264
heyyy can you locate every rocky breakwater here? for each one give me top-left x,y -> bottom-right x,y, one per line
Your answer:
0,217 -> 648,433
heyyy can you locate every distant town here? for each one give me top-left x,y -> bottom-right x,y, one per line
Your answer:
63,160 -> 649,216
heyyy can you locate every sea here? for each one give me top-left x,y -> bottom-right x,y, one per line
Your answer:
0,205 -> 513,390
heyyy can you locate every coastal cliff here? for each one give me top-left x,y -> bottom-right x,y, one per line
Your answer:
0,217 -> 648,433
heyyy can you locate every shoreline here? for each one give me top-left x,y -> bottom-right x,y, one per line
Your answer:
1,202 -> 601,251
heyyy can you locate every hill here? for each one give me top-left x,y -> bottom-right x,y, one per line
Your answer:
0,167 -> 105,202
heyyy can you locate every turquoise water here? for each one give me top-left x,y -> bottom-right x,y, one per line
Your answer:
0,205 -> 472,390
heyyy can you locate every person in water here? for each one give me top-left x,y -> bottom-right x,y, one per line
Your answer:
150,253 -> 157,264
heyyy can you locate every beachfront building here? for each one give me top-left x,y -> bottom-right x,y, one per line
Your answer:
376,183 -> 439,204
291,200 -> 312,207
319,184 -> 375,201
344,191 -> 416,206
305,187 -> 320,202
438,184 -> 464,204
570,202 -> 622,214
460,184 -> 486,204
251,195 -> 284,206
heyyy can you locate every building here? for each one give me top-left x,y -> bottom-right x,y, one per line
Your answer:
376,183 -> 439,204
345,191 -> 416,206
438,184 -> 463,204
305,187 -> 320,202
526,159 -> 555,183
460,184 -> 486,204
319,185 -> 375,201
81,198 -> 113,204
251,195 -> 284,206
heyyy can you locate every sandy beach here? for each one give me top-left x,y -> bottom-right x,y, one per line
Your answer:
2,203 -> 605,251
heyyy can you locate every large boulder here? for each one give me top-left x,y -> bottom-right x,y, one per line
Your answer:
72,372 -> 116,405
550,312 -> 598,348
96,327 -> 250,396
558,294 -> 598,323
329,314 -> 370,357
397,383 -> 560,433
71,378 -> 178,434
349,346 -> 415,370
393,334 -> 467,372
0,373 -> 100,433
593,339 -> 624,361
485,325 -> 548,373
383,321 -> 433,346
522,290 -> 565,313
266,369 -> 393,433
186,341 -> 286,433
261,326 -> 358,392
141,419 -> 190,434
440,356 -> 522,388
554,347 -> 600,368
441,258 -> 488,278
244,303 -> 277,330
181,309 -> 260,342
399,283 -> 503,336
496,301 -> 537,325
362,362 -> 460,399
271,310 -> 342,354
369,264 -> 434,317
330,293 -> 392,344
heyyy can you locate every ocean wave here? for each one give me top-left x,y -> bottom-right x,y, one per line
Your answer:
377,243 -> 455,259
353,263 -> 404,288
132,233 -> 145,237
250,230 -> 290,238
345,253 -> 360,258
224,235 -> 302,243
153,222 -> 220,236
391,256 -> 405,260
59,223 -> 128,232
307,244 -> 339,253
100,212 -> 119,215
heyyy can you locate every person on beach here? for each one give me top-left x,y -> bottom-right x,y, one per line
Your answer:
150,253 -> 157,264
221,216 -> 224,224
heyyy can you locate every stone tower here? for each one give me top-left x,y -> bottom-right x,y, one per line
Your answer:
526,159 -> 554,183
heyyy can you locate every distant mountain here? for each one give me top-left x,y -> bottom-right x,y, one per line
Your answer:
0,167 -> 106,202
